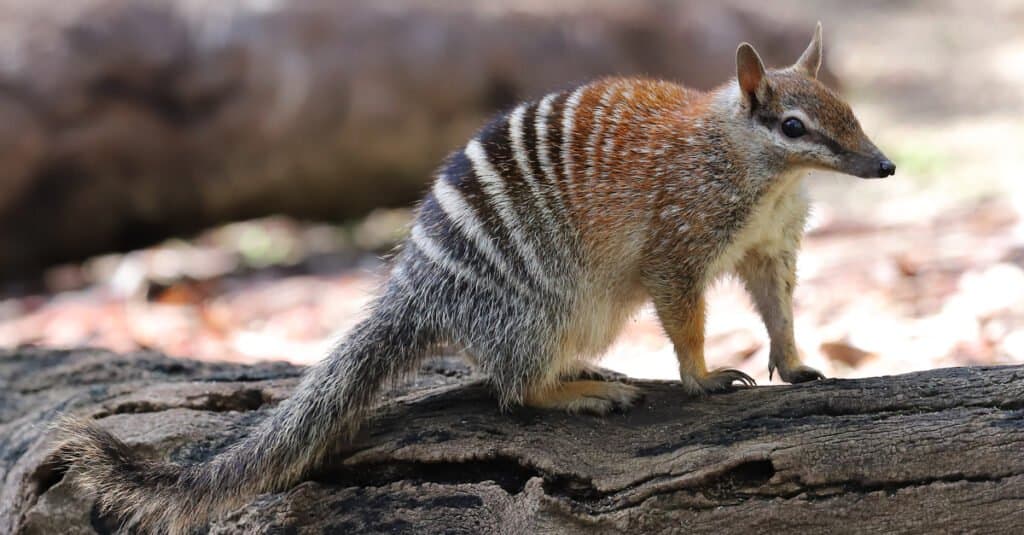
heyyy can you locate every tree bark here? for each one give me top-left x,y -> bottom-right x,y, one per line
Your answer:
5,347 -> 1019,534
0,0 -> 835,278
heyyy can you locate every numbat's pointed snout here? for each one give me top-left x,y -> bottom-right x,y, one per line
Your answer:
878,160 -> 896,178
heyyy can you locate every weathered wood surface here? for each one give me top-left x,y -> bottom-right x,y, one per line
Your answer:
0,0 -> 835,277
2,347 -> 1022,534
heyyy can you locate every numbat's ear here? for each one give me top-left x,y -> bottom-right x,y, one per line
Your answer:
794,22 -> 823,78
736,42 -> 767,107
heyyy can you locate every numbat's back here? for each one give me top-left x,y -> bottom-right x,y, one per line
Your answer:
55,23 -> 893,533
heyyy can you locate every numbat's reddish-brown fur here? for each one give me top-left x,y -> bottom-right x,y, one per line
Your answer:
54,23 -> 893,533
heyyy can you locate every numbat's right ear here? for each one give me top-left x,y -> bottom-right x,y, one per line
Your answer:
793,22 -> 824,78
736,43 -> 767,109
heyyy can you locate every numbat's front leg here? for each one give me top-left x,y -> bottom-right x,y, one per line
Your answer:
738,250 -> 825,384
651,291 -> 756,396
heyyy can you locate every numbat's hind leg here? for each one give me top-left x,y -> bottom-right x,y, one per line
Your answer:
569,363 -> 629,382
524,380 -> 642,415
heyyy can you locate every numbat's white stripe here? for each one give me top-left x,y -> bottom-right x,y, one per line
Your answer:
508,104 -> 562,246
601,87 -> 633,183
586,84 -> 620,185
561,87 -> 586,186
409,223 -> 497,292
465,138 -> 556,292
534,93 -> 568,218
431,178 -> 533,295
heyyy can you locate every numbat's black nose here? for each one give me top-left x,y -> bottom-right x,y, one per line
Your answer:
878,160 -> 896,177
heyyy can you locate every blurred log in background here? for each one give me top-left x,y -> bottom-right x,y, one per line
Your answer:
0,0 -> 831,278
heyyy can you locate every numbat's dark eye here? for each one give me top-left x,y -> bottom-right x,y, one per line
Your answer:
781,117 -> 806,138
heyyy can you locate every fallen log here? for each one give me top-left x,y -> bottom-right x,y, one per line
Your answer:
2,347 -> 1022,533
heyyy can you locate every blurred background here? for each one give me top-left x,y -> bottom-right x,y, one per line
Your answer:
2,0 -> 1023,383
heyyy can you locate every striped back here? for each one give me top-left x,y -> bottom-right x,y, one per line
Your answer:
406,78 -> 689,299
409,87 -> 583,298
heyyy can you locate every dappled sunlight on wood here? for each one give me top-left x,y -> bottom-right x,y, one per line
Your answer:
4,196 -> 1024,382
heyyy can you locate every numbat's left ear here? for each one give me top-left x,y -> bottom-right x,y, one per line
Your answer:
794,22 -> 823,78
736,42 -> 767,107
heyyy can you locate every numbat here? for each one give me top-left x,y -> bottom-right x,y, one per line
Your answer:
57,23 -> 893,533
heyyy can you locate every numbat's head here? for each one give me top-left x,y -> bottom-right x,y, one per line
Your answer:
726,23 -> 895,179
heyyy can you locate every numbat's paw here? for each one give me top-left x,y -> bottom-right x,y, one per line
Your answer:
680,368 -> 756,396
775,364 -> 826,384
570,364 -> 629,382
703,368 -> 756,392
525,380 -> 643,415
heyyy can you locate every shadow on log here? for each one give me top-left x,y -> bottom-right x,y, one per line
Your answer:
2,347 -> 1022,533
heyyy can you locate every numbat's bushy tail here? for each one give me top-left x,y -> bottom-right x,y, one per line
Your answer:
55,23 -> 893,533
56,285 -> 436,533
